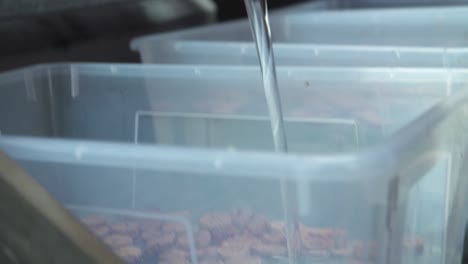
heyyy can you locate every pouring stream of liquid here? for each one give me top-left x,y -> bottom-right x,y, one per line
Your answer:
244,0 -> 300,263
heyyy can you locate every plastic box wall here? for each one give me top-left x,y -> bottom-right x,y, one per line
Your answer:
1,64 -> 468,264
131,6 -> 468,64
343,0 -> 468,8
132,41 -> 468,67
0,63 -> 448,150
272,0 -> 340,14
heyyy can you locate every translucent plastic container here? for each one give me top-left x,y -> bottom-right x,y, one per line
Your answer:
273,0 -> 339,14
131,6 -> 468,64
342,0 -> 468,8
1,63 -> 468,264
133,41 -> 468,67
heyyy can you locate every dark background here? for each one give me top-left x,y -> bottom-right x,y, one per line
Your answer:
213,0 -> 306,21
0,0 -> 309,71
2,0 -> 468,71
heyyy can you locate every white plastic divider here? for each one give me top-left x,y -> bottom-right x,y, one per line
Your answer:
133,110 -> 361,217
133,111 -> 361,148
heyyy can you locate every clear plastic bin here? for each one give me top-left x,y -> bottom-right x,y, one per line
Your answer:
341,0 -> 468,8
131,6 -> 468,64
0,63 -> 448,150
1,63 -> 468,264
132,41 -> 468,67
273,0 -> 340,14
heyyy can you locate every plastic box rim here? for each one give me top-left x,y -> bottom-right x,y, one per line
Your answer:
1,63 -> 467,187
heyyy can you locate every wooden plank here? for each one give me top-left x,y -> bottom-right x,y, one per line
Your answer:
0,151 -> 124,263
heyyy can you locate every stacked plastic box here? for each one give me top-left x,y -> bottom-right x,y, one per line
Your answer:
131,6 -> 468,67
1,2 -> 468,264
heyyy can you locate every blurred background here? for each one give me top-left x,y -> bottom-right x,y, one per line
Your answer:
2,0 -> 468,72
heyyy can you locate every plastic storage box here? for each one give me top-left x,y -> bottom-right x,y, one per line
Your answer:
132,41 -> 467,67
131,6 -> 468,64
273,0 -> 340,14
342,0 -> 468,8
1,63 -> 468,264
